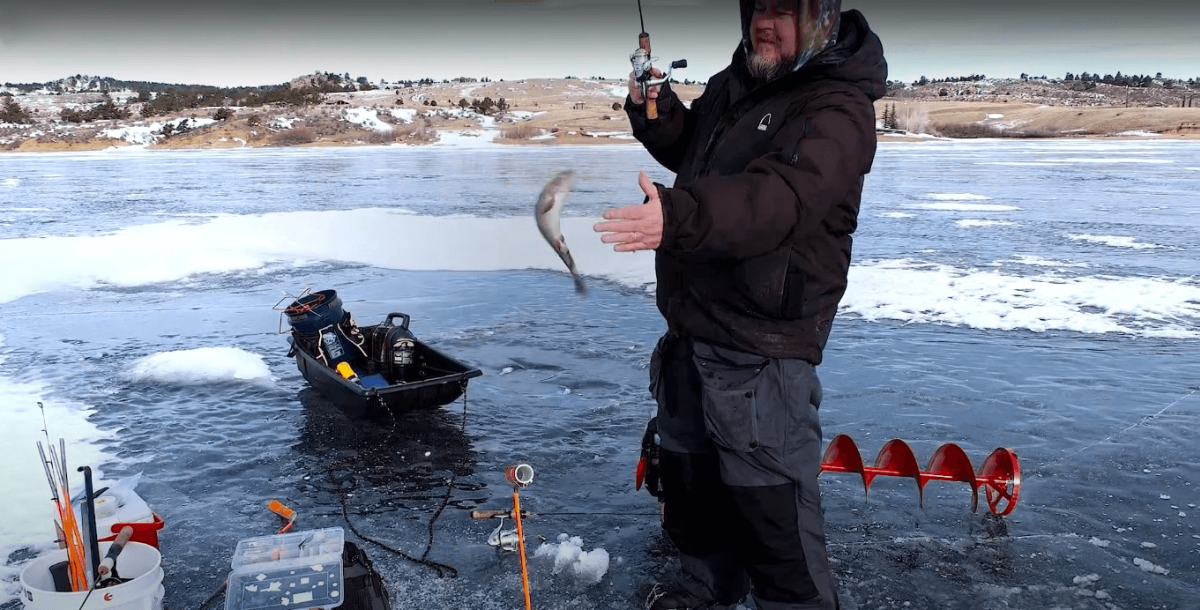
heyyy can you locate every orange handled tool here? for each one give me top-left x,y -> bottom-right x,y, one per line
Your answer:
267,500 -> 297,533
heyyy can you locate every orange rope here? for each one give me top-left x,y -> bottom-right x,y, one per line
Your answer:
513,491 -> 532,610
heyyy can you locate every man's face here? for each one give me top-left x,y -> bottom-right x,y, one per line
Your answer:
749,0 -> 800,80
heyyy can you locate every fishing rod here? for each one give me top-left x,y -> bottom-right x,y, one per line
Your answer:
470,465 -> 536,610
630,0 -> 687,120
36,402 -> 89,591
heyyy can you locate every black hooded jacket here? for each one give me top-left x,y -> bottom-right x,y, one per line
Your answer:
625,9 -> 887,364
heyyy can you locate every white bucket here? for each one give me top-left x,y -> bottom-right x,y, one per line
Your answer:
19,541 -> 165,610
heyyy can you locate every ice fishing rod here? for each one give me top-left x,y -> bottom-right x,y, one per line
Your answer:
630,0 -> 687,120
36,402 -> 89,592
819,434 -> 1022,516
470,464 -> 536,610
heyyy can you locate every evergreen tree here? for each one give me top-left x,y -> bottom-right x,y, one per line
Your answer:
0,96 -> 32,123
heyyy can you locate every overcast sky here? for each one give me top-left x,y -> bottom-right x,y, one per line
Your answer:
1,0 -> 1196,87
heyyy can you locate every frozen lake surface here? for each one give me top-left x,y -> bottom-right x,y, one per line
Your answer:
1,139 -> 1197,609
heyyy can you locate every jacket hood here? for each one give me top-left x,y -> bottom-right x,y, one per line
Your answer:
739,0 -> 842,71
731,9 -> 887,101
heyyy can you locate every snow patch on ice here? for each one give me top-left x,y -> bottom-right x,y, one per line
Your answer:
1005,255 -> 1088,268
927,193 -> 992,201
1067,234 -> 1163,249
956,219 -> 1015,228
878,212 -> 915,219
126,347 -> 274,385
912,202 -> 1021,212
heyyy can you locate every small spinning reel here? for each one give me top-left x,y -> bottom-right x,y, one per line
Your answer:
631,32 -> 686,119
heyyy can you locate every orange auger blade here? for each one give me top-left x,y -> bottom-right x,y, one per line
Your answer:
979,447 -> 1022,516
819,434 -> 1021,516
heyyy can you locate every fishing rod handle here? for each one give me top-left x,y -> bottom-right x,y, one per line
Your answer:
635,32 -> 658,119
98,527 -> 135,576
469,508 -> 531,520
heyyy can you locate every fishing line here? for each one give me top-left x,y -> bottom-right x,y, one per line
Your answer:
330,385 -> 471,579
824,529 -> 1135,553
420,385 -> 468,563
1029,387 -> 1198,477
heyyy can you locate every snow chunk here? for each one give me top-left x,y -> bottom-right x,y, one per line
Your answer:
1132,558 -> 1169,575
1072,573 -> 1100,585
1088,537 -> 1110,548
1140,542 -> 1157,549
533,533 -> 610,585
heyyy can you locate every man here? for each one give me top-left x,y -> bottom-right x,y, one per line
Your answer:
593,1 -> 886,609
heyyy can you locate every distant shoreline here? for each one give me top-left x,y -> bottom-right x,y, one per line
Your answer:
3,77 -> 1196,153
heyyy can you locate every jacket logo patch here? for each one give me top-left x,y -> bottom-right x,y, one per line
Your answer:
757,113 -> 772,131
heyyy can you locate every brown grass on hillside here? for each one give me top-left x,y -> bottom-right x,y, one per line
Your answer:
394,121 -> 438,143
271,126 -> 315,146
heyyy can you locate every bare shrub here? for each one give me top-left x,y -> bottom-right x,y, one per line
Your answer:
270,126 -> 315,146
500,123 -> 543,140
933,123 -> 1001,138
896,103 -> 931,134
367,130 -> 397,144
1012,126 -> 1062,138
306,114 -> 343,137
933,123 -> 1064,139
1,138 -> 22,150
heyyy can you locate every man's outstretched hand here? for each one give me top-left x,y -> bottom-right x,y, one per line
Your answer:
594,171 -> 664,252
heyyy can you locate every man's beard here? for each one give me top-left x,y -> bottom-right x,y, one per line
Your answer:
747,50 -> 797,82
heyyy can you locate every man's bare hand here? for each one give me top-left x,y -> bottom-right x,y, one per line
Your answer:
627,69 -> 664,105
594,171 -> 663,252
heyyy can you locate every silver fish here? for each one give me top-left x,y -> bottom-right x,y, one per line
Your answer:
535,169 -> 587,295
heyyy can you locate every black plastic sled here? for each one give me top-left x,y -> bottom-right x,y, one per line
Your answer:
284,290 -> 481,418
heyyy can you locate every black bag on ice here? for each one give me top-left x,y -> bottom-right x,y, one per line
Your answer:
340,541 -> 392,610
